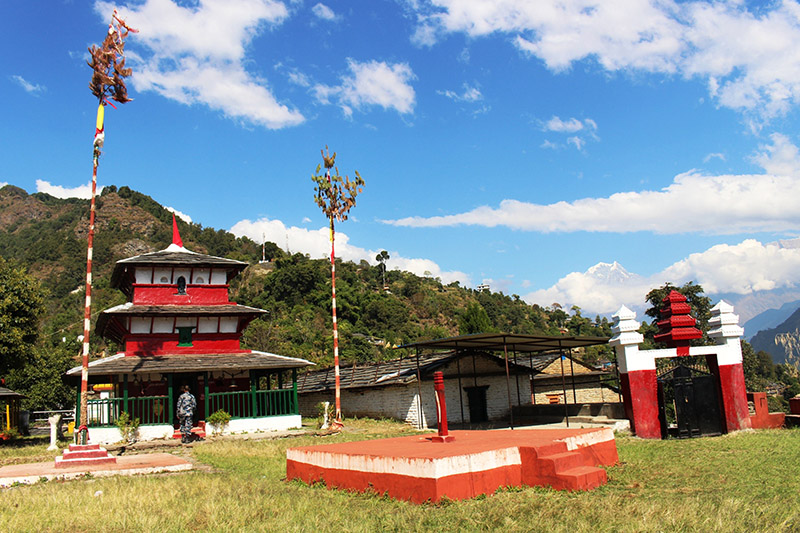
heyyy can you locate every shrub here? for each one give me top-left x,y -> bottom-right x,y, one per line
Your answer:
116,411 -> 139,443
207,410 -> 231,434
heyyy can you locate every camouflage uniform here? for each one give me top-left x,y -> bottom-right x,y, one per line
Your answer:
176,390 -> 196,442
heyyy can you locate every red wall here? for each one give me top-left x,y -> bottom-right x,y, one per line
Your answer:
125,334 -> 242,355
132,285 -> 231,305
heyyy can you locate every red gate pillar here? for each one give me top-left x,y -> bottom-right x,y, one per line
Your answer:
708,301 -> 751,432
611,306 -> 660,439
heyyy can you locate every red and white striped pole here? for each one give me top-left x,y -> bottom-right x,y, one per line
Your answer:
324,170 -> 343,426
77,102 -> 105,444
329,200 -> 342,426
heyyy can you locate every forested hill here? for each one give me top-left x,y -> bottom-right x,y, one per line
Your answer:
0,184 -> 612,367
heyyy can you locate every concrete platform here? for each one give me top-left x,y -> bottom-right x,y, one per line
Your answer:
0,453 -> 193,487
286,427 -> 618,503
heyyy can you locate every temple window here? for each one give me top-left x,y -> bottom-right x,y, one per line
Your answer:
177,326 -> 193,347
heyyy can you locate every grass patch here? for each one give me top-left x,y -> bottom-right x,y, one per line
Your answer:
2,422 -> 799,532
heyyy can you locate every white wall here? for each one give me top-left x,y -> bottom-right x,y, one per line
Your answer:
299,355 -> 532,429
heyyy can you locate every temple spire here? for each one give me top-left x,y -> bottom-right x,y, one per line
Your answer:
172,213 -> 183,247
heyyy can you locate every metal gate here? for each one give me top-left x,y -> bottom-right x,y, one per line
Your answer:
658,364 -> 723,439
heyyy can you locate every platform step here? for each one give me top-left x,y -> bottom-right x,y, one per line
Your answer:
55,454 -> 117,469
68,444 -> 103,452
553,465 -> 608,491
537,451 -> 588,477
61,448 -> 111,460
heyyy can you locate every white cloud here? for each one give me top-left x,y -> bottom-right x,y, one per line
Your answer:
11,75 -> 45,95
703,152 -> 726,163
313,59 -> 416,116
566,136 -> 584,150
412,1 -> 800,120
166,206 -> 192,223
311,3 -> 338,21
100,0 -> 304,129
287,69 -> 311,87
229,216 -> 469,284
36,180 -> 101,199
540,139 -> 558,150
544,116 -> 586,133
386,133 -> 800,234
542,116 -> 597,150
525,239 -> 800,315
0,182 -> 8,189
752,133 -> 800,177
438,83 -> 482,102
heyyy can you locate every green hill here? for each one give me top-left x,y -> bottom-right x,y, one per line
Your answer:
0,184 -> 613,409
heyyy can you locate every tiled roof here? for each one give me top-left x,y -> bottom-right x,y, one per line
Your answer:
66,351 -> 313,376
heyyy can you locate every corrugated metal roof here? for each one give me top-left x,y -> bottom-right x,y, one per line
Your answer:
398,332 -> 609,353
297,351 -> 533,393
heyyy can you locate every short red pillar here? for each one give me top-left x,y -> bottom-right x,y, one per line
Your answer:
431,371 -> 454,443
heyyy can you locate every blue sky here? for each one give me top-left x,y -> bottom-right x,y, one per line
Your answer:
2,0 -> 800,321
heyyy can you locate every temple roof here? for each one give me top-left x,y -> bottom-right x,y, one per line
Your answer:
96,303 -> 267,342
66,351 -> 313,376
110,248 -> 249,289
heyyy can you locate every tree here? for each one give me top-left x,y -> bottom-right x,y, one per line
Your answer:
311,146 -> 365,425
459,302 -> 492,335
642,281 -> 712,347
0,258 -> 44,379
375,250 -> 390,288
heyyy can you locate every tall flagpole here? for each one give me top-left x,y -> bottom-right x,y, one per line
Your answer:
312,147 -> 364,428
78,11 -> 137,444
329,207 -> 342,425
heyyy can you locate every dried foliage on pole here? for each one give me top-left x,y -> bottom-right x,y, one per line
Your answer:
311,147 -> 365,426
88,10 -> 137,105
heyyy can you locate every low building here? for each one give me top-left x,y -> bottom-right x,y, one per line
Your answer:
298,351 -> 532,428
298,333 -> 614,428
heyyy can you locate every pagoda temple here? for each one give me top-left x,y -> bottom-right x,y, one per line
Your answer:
67,218 -> 312,444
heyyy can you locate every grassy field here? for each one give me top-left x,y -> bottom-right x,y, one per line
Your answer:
1,420 -> 799,532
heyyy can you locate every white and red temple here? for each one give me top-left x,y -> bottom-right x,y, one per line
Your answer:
67,219 -> 312,444
610,291 -> 751,439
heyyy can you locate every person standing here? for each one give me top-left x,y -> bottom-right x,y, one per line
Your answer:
176,384 -> 196,444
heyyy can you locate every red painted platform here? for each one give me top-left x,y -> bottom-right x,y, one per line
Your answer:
286,428 -> 618,503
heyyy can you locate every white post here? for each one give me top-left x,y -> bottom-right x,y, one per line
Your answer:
47,414 -> 62,451
321,401 -> 330,430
